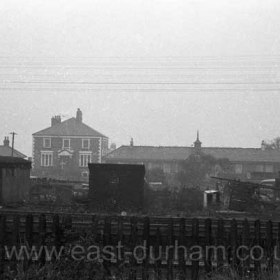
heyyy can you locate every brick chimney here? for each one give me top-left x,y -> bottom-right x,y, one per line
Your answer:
51,115 -> 61,126
3,136 -> 9,146
76,108 -> 82,123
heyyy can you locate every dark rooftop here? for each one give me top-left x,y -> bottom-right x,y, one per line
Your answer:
104,145 -> 280,163
0,156 -> 31,168
33,117 -> 108,138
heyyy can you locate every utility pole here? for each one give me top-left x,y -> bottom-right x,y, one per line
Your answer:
10,132 -> 17,157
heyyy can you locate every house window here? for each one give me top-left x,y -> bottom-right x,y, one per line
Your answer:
234,164 -> 243,174
79,153 -> 91,167
43,138 -> 51,148
82,139 -> 90,149
63,139 -> 70,149
255,164 -> 264,172
41,152 -> 53,167
163,163 -> 171,173
265,164 -> 274,173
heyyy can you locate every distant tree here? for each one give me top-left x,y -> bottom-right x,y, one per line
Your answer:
262,137 -> 280,150
176,153 -> 231,189
146,167 -> 166,183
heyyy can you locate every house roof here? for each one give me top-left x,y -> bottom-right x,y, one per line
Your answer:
33,117 -> 108,138
0,145 -> 27,158
104,145 -> 280,163
0,156 -> 31,168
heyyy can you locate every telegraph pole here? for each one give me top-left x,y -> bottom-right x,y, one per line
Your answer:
10,132 -> 17,157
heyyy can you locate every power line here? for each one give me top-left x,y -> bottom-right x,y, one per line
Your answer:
4,81 -> 280,85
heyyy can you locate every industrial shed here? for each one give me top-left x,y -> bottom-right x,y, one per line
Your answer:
0,156 -> 31,204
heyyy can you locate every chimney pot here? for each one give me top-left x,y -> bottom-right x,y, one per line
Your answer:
51,115 -> 61,126
3,136 -> 9,146
76,108 -> 82,123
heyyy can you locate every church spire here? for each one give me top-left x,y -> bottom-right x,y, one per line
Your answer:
194,130 -> 202,151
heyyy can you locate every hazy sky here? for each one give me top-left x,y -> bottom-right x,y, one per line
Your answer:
0,0 -> 280,156
0,0 -> 280,57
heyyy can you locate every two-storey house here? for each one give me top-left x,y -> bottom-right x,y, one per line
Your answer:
32,109 -> 109,181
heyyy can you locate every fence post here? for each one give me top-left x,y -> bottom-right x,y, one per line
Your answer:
53,214 -> 61,251
102,216 -> 113,279
230,219 -> 238,270
103,216 -> 111,246
241,219 -> 250,277
204,218 -> 212,275
217,218 -> 224,270
12,215 -> 20,246
64,215 -> 72,231
0,215 -> 6,275
142,216 -> 150,280
24,214 -> 33,269
178,218 -> 186,280
167,218 -> 174,280
25,214 -> 33,246
265,220 -> 273,272
155,226 -> 162,280
91,214 -> 96,239
254,220 -> 261,278
191,218 -> 199,280
129,216 -> 137,279
39,214 -> 46,265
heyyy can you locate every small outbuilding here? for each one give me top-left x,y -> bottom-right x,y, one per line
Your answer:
88,163 -> 145,212
0,156 -> 31,204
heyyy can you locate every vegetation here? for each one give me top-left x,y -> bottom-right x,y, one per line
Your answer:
146,167 -> 167,184
262,137 -> 280,150
176,153 -> 231,189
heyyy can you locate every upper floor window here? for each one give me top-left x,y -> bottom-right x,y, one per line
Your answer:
255,164 -> 264,172
82,139 -> 90,149
265,164 -> 274,173
41,151 -> 53,167
163,163 -> 171,173
234,164 -> 243,174
79,153 -> 91,167
43,138 -> 51,148
63,139 -> 70,149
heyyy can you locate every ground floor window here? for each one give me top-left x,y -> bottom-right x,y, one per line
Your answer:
79,153 -> 91,167
41,152 -> 53,167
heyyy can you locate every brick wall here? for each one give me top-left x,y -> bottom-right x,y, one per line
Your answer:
33,136 -> 108,180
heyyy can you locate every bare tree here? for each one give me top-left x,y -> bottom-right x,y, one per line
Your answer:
262,137 -> 280,150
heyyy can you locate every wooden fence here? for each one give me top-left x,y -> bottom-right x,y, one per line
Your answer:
1,211 -> 280,279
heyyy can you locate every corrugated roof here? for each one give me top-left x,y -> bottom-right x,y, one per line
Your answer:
33,117 -> 108,138
0,146 -> 27,158
104,145 -> 280,163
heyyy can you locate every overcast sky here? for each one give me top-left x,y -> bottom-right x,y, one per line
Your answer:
0,0 -> 280,156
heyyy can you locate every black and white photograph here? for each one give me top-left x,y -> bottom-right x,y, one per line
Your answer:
0,0 -> 280,279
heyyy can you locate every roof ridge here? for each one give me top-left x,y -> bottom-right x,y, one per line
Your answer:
0,145 -> 27,158
80,121 -> 108,138
33,117 -> 108,138
120,145 -> 262,149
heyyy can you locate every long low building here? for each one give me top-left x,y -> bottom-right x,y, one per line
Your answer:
103,135 -> 280,183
